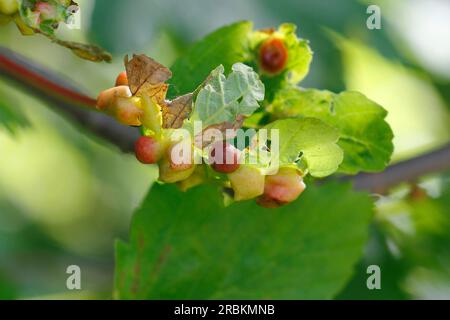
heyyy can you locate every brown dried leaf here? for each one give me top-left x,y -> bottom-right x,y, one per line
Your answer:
146,83 -> 169,105
162,93 -> 193,129
124,54 -> 172,96
47,36 -> 112,62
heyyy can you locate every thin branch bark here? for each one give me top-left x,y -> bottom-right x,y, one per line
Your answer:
346,144 -> 450,193
1,46 -> 450,192
0,47 -> 139,152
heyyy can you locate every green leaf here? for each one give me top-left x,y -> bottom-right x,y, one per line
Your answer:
263,118 -> 343,177
281,24 -> 313,84
192,63 -> 264,127
169,21 -> 253,98
115,182 -> 373,299
270,88 -> 394,174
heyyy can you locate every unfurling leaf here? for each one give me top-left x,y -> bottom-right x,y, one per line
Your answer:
124,54 -> 172,97
192,63 -> 264,127
162,93 -> 193,129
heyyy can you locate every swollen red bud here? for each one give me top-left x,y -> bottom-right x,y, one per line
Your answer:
114,97 -> 143,126
35,2 -> 56,20
96,86 -> 131,111
115,71 -> 128,87
209,141 -> 240,174
259,38 -> 288,75
135,136 -> 162,164
96,86 -> 143,126
257,167 -> 306,208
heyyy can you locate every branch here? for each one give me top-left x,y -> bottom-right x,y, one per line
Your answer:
1,46 -> 449,192
0,46 -> 139,152
346,143 -> 450,193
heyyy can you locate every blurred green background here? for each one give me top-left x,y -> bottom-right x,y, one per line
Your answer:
0,0 -> 449,299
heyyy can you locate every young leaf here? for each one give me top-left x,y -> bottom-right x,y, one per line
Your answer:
192,63 -> 264,127
270,88 -> 394,174
226,63 -> 265,115
114,182 -> 373,299
263,118 -> 343,177
281,24 -> 313,84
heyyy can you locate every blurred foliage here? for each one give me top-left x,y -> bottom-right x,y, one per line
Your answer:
0,78 -> 29,136
336,35 -> 450,161
0,78 -> 156,297
339,173 -> 450,299
0,89 -> 29,135
1,0 -> 449,299
89,0 -> 400,92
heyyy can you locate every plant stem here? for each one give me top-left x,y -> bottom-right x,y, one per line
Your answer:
346,144 -> 450,193
0,46 -> 139,152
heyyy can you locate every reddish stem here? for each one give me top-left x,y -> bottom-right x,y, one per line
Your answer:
0,47 -> 96,108
0,46 -> 139,152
